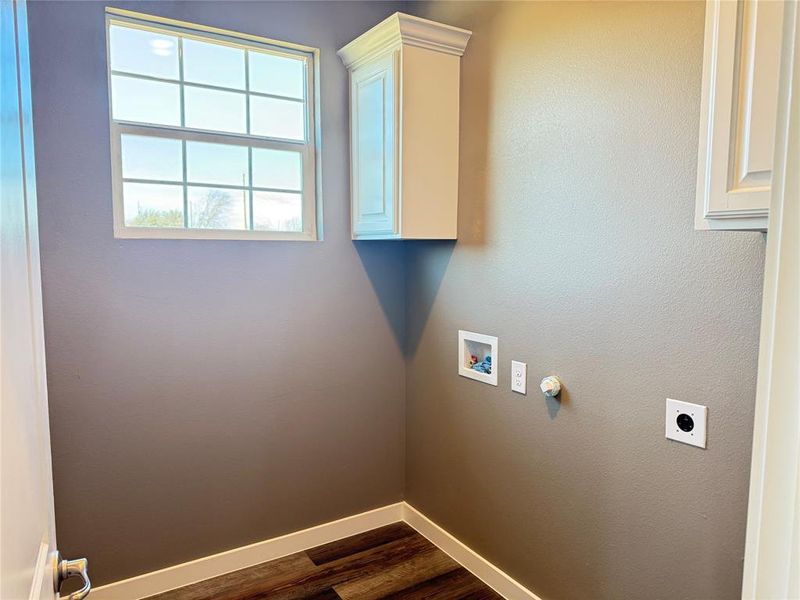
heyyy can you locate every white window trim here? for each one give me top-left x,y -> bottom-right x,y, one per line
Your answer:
105,8 -> 323,241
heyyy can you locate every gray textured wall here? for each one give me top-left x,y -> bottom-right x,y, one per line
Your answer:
27,1 -> 406,586
404,2 -> 765,599
29,0 -> 768,596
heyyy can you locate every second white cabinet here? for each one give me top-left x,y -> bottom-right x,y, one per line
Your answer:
339,13 -> 471,240
695,0 -> 786,231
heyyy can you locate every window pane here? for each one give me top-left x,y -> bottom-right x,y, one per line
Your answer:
252,148 -> 302,191
183,38 -> 245,90
112,75 -> 180,126
186,142 -> 248,187
188,187 -> 247,230
253,191 -> 302,232
184,86 -> 246,134
249,51 -> 305,99
123,182 -> 184,227
110,24 -> 179,80
121,135 -> 182,182
250,96 -> 304,140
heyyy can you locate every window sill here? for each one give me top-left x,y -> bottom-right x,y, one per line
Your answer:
113,225 -> 318,241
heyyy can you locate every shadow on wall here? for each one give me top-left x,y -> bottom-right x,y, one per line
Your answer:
405,240 -> 456,357
354,239 -> 456,358
353,241 -> 408,351
546,384 -> 570,419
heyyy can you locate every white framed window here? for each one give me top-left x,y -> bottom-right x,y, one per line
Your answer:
106,9 -> 321,240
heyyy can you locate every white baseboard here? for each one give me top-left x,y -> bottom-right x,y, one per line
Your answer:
401,504 -> 541,600
91,501 -> 540,600
90,503 -> 404,600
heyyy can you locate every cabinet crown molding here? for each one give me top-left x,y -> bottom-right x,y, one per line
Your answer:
337,12 -> 472,68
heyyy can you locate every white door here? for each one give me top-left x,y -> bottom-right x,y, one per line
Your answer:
1,1 -> 89,599
742,1 -> 800,597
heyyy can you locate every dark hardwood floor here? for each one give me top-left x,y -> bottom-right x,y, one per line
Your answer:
145,523 -> 502,600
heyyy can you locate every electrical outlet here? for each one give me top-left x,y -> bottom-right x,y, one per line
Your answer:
511,361 -> 526,394
665,398 -> 707,448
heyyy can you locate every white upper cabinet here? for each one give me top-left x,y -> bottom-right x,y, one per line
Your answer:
696,0 -> 785,231
339,13 -> 471,240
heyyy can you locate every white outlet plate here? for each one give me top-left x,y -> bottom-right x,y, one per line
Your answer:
511,360 -> 526,394
665,398 -> 707,448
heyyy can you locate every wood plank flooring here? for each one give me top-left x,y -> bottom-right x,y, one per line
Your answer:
145,523 -> 502,600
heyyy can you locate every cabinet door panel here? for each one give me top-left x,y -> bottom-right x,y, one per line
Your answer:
696,0 -> 784,230
350,51 -> 398,237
